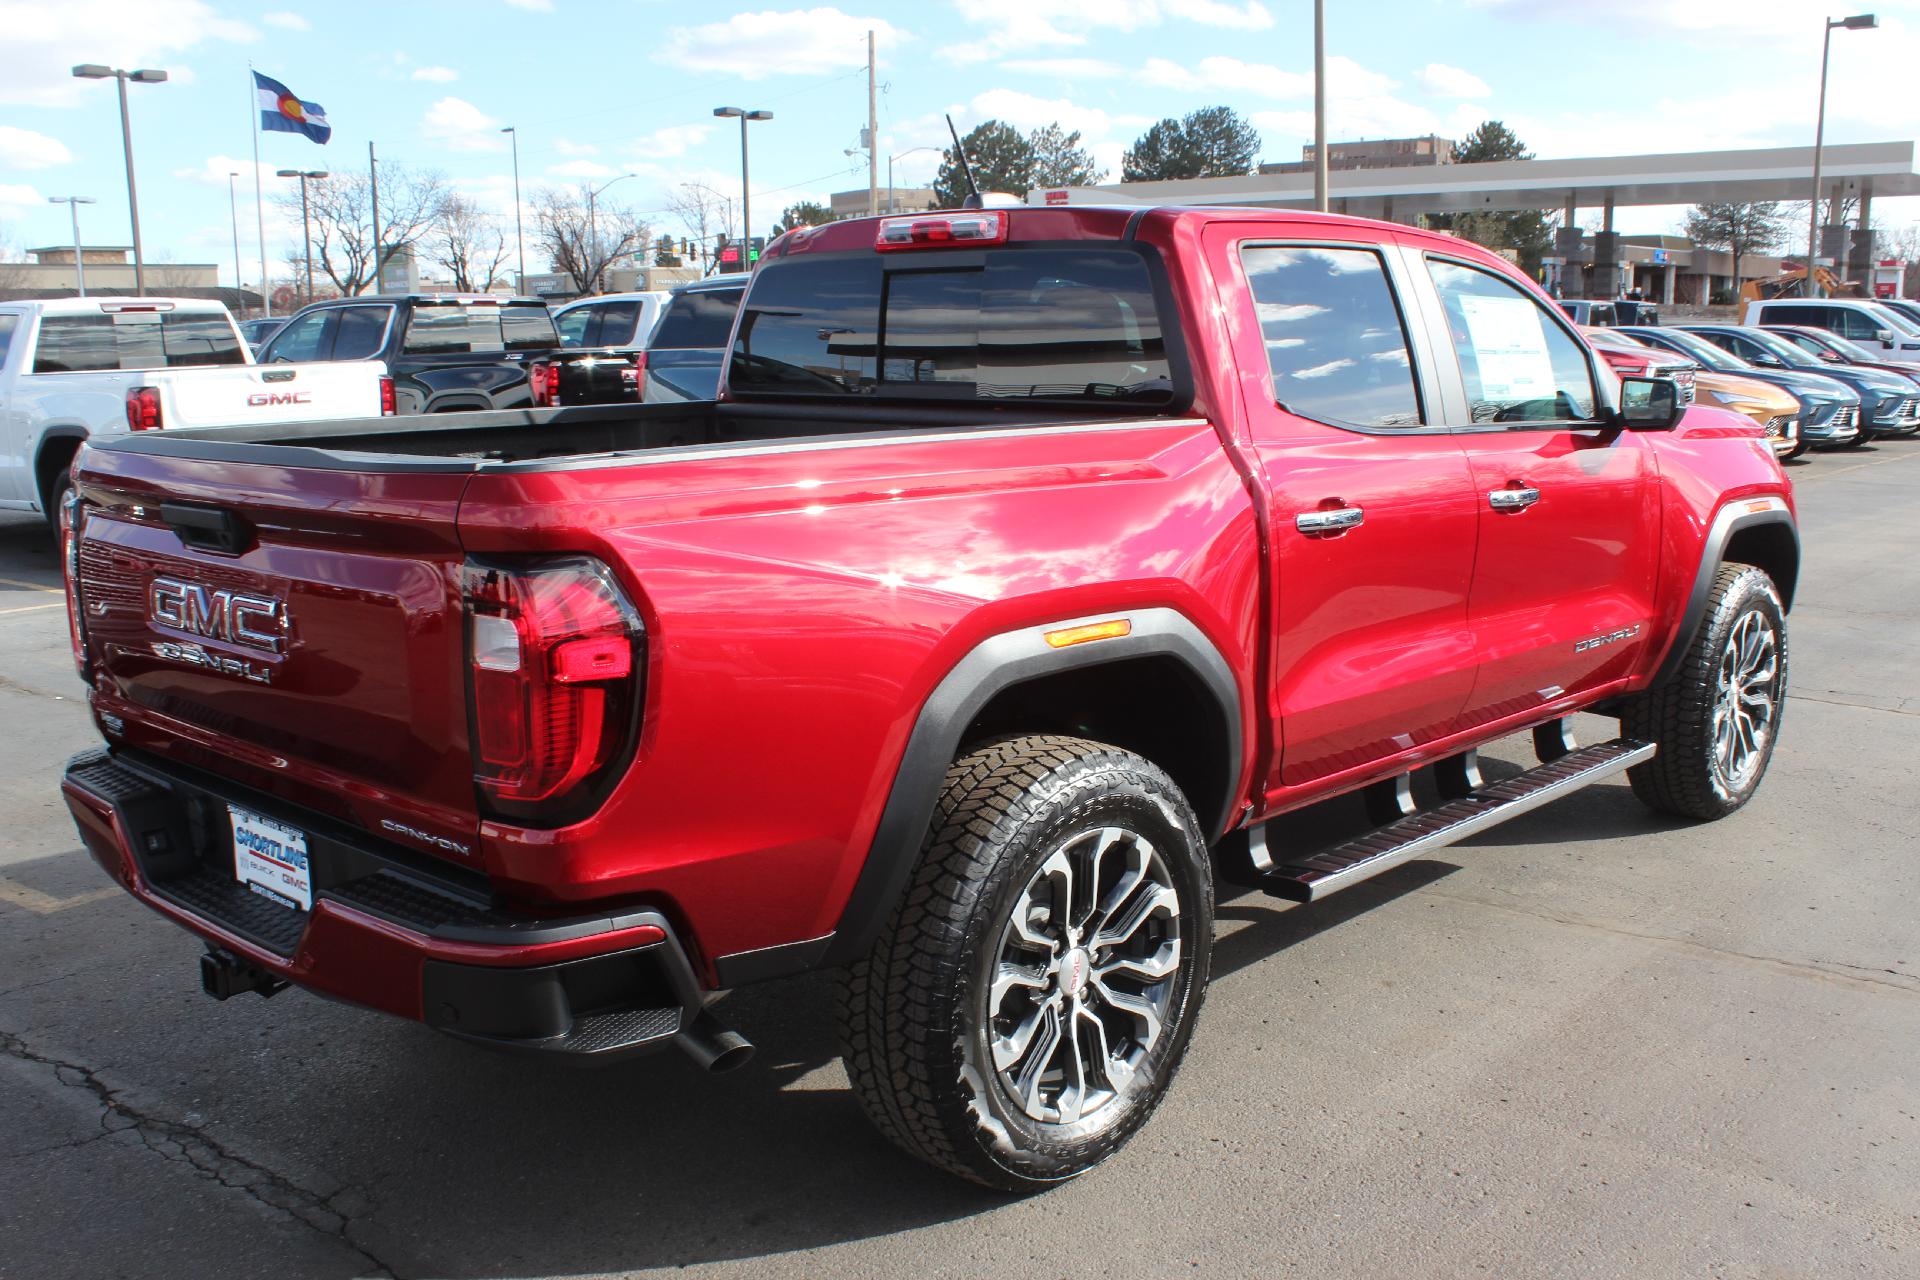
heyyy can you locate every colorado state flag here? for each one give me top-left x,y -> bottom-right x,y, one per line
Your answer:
254,71 -> 330,145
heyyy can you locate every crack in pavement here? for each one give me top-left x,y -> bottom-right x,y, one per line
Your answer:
1787,691 -> 1920,718
1429,891 -> 1920,997
0,1029 -> 397,1279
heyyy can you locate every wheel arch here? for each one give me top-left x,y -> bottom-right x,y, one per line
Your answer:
1652,497 -> 1798,689
34,426 -> 90,513
809,606 -> 1243,973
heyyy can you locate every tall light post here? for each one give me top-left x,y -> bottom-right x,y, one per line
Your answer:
713,107 -> 773,263
501,125 -> 526,292
226,173 -> 243,313
277,169 -> 327,305
888,147 -> 941,213
1312,0 -> 1328,213
47,197 -> 96,297
71,64 -> 167,297
584,173 -> 638,294
1807,13 -> 1877,298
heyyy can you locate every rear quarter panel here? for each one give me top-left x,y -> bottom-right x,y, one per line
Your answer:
455,418 -> 1260,963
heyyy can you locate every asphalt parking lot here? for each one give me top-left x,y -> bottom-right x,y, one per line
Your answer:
2,446 -> 1917,1280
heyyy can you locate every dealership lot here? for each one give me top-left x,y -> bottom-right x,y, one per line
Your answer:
1,447 -> 1917,1279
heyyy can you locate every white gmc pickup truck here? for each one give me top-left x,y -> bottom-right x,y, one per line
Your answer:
0,297 -> 391,522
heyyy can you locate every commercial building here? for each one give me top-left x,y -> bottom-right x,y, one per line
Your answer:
830,187 -> 936,219
3,245 -> 223,296
1261,134 -> 1454,175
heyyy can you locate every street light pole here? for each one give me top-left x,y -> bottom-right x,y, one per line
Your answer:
48,197 -> 96,297
501,126 -> 526,292
583,173 -> 638,294
71,64 -> 168,296
1807,13 -> 1877,299
714,107 -> 773,264
277,169 -> 326,304
1312,0 -> 1329,213
888,147 -> 941,213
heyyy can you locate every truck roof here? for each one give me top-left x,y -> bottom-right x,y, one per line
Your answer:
0,296 -> 234,316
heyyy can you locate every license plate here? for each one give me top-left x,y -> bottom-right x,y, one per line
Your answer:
229,805 -> 312,913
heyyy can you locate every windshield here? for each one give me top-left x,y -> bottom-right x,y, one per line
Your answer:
1778,329 -> 1873,363
730,248 -> 1176,407
1631,328 -> 1746,372
1737,329 -> 1828,370
32,309 -> 246,372
1868,302 -> 1920,335
650,287 -> 743,350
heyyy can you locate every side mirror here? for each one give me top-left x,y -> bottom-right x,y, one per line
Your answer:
1614,376 -> 1681,431
1875,328 -> 1895,343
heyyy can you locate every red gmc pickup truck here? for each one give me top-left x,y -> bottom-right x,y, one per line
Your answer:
59,205 -> 1798,1191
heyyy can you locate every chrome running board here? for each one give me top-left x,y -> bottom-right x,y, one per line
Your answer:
1256,739 -> 1656,903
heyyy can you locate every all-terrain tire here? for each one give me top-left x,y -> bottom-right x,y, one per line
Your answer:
1622,564 -> 1788,819
836,735 -> 1214,1192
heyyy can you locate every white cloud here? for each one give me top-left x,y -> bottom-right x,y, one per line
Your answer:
552,137 -> 599,157
1416,62 -> 1491,99
261,10 -> 308,30
658,8 -> 907,79
0,125 -> 73,170
0,183 -> 44,220
0,0 -> 256,108
1465,0 -> 1855,46
421,97 -> 507,152
1141,55 -> 1311,97
411,65 -> 459,83
631,123 -> 713,160
171,154 -> 280,188
1164,0 -> 1273,30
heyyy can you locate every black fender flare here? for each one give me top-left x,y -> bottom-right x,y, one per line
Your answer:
1650,496 -> 1799,689
734,607 -> 1242,983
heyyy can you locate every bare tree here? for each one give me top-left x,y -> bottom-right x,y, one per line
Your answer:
428,194 -> 510,293
532,185 -> 651,295
274,166 -> 449,296
667,182 -> 735,269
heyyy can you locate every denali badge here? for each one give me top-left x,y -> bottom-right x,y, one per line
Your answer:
149,576 -> 286,653
150,640 -> 273,684
1574,623 -> 1642,654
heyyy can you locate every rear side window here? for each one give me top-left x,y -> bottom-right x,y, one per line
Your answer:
651,289 -> 743,350
404,304 -> 556,354
595,300 -> 640,346
1427,259 -> 1595,424
329,306 -> 391,360
1241,245 -> 1421,430
1759,304 -> 1826,329
263,311 -> 330,363
0,314 -> 19,369
729,249 -> 1173,405
554,304 -> 598,348
32,310 -> 245,372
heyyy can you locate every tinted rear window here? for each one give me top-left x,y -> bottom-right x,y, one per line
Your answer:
32,310 -> 245,373
651,288 -> 742,350
403,304 -> 556,354
729,250 -> 1174,405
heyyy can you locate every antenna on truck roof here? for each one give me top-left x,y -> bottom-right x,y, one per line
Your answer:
945,114 -> 983,208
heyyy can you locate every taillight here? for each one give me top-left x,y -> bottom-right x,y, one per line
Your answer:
529,361 -> 560,407
875,211 -> 1007,251
125,386 -> 162,431
621,351 -> 646,400
463,556 -> 644,819
379,375 -> 397,415
60,486 -> 90,683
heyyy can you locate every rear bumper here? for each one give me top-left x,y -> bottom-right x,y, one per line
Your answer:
62,748 -> 710,1060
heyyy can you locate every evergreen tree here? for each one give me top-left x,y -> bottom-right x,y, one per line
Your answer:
933,121 -> 1037,206
1029,124 -> 1105,189
778,200 -> 834,230
1121,107 -> 1259,182
1428,120 -> 1553,274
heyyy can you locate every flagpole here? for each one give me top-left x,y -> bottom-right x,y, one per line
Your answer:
249,64 -> 269,317
368,142 -> 382,295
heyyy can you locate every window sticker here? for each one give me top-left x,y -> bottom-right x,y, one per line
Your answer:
1458,292 -> 1557,402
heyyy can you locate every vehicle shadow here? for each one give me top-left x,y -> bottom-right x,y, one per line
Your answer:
0,512 -> 59,584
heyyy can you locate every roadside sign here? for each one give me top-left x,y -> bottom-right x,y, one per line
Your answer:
1045,189 -> 1069,206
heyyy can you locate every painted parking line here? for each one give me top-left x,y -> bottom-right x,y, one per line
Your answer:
0,877 -> 120,915
1795,448 -> 1920,483
0,575 -> 62,594
0,601 -> 66,617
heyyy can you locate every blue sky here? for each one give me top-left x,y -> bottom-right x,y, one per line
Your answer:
5,0 -> 1920,287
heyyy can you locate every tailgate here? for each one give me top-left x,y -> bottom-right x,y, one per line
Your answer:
161,362 -> 385,429
72,442 -> 482,863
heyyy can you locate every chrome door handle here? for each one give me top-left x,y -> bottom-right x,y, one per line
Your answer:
1295,505 -> 1365,536
1488,486 -> 1541,512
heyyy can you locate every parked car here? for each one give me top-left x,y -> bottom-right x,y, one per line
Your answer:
236,317 -> 286,356
258,294 -> 562,414
641,277 -> 746,402
1870,297 -> 1920,330
61,206 -> 1798,1192
1762,323 -> 1920,384
0,296 -> 390,523
1680,324 -> 1919,440
1585,327 -> 1795,457
1741,297 -> 1920,357
1581,326 -> 1698,401
549,290 -> 674,405
1619,325 -> 1862,448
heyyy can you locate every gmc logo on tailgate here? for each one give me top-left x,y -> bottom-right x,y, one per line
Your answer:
247,391 -> 311,407
149,577 -> 287,653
